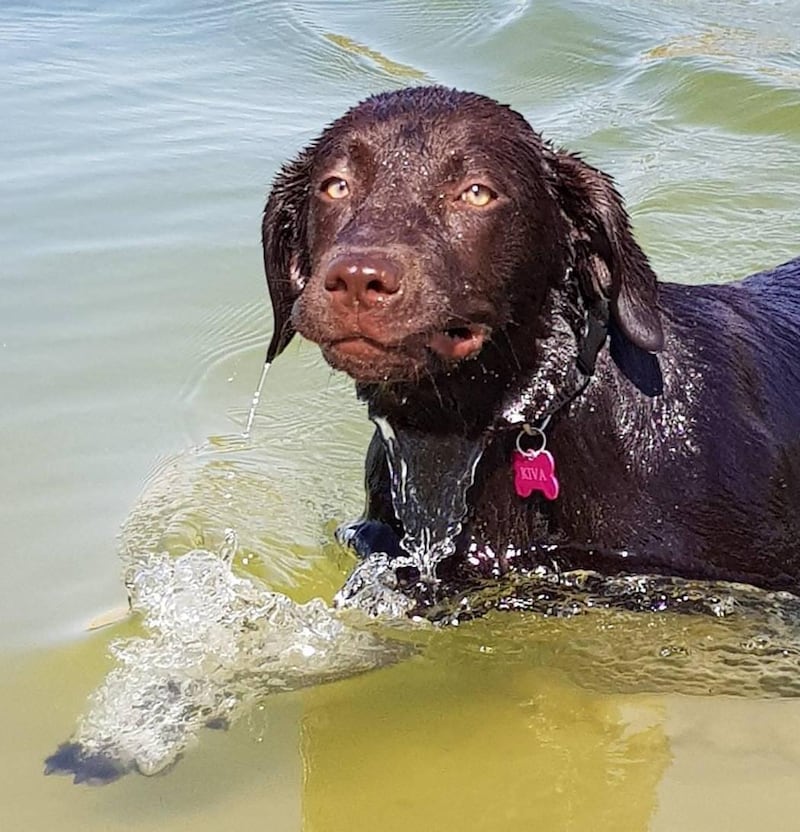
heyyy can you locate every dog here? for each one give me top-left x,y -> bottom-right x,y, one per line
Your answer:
262,85 -> 800,596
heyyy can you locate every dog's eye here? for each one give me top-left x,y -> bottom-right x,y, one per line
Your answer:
460,183 -> 497,207
320,177 -> 350,200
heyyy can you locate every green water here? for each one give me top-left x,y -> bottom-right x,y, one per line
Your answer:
2,1 -> 800,828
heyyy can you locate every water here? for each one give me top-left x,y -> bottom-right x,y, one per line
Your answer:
3,0 -> 800,829
332,417 -> 490,614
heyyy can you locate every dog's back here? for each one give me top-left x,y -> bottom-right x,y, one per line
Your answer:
661,256 -> 800,436
562,256 -> 800,589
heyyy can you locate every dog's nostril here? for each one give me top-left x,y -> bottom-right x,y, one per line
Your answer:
445,327 -> 473,341
365,277 -> 396,296
326,276 -> 350,294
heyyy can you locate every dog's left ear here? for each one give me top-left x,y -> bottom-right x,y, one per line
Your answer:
551,150 -> 664,353
262,146 -> 315,362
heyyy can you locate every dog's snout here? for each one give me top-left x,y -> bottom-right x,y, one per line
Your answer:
323,253 -> 401,308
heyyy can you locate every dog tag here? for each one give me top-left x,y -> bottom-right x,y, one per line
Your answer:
513,449 -> 560,500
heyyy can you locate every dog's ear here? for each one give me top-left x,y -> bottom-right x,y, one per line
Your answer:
262,146 -> 315,362
551,150 -> 664,353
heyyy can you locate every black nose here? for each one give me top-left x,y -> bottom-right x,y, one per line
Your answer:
323,253 -> 401,309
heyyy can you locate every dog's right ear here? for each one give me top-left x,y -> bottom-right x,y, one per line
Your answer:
262,146 -> 315,362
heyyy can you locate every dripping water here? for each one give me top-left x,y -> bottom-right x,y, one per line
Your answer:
335,417 -> 486,615
373,417 -> 485,577
242,358 -> 273,438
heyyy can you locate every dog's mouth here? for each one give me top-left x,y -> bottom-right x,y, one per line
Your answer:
322,323 -> 490,382
322,336 -> 414,383
427,324 -> 488,360
329,323 -> 489,362
329,336 -> 402,360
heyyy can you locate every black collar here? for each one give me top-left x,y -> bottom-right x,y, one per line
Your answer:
496,295 -> 610,432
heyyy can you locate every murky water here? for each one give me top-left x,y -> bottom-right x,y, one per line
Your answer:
3,0 -> 800,829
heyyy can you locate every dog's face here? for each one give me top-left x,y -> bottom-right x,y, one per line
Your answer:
263,87 -> 663,387
291,91 -> 566,383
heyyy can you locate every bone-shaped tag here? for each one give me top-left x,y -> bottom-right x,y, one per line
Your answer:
512,449 -> 560,500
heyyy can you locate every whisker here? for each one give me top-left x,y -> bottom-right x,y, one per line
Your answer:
499,329 -> 524,372
424,366 -> 445,409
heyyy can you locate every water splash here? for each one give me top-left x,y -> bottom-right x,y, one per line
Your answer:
333,551 -> 418,618
45,539 -> 800,784
45,543 -> 418,784
333,417 -> 487,615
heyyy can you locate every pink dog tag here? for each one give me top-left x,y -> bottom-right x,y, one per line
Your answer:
513,449 -> 560,500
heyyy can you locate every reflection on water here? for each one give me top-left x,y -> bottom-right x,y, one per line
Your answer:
300,645 -> 671,832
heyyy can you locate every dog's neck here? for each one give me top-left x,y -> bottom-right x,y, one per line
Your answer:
497,293 -> 609,431
359,281 -> 609,437
357,285 -> 618,573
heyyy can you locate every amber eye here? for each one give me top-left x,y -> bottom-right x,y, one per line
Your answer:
460,183 -> 497,207
320,177 -> 350,200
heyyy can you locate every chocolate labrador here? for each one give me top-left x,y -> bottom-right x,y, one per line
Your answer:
262,86 -> 800,596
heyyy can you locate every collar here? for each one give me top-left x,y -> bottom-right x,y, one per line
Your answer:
497,293 -> 610,432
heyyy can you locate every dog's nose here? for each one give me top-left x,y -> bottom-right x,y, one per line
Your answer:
323,254 -> 401,308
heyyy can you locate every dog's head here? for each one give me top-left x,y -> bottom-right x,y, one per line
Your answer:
263,86 -> 663,389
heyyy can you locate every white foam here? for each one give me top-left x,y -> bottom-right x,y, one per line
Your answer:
72,547 -> 414,775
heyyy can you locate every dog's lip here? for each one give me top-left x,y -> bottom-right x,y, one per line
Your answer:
427,323 -> 489,360
327,323 -> 490,362
328,335 -> 402,358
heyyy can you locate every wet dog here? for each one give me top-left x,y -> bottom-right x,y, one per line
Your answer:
263,86 -> 800,595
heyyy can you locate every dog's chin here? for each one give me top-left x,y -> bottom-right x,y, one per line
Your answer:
321,326 -> 488,384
